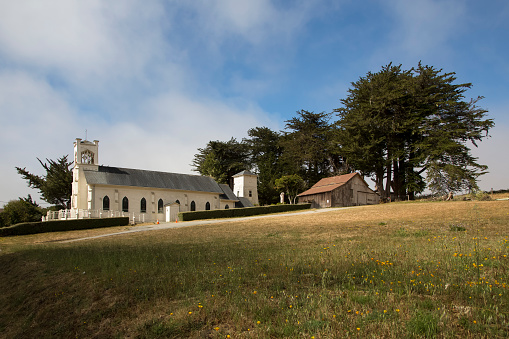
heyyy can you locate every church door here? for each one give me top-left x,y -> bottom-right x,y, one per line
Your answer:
165,204 -> 180,222
165,206 -> 171,222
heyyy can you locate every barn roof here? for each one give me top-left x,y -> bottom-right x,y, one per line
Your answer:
84,166 -> 225,194
297,173 -> 360,197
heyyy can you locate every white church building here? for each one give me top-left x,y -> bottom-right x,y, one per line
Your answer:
60,138 -> 258,223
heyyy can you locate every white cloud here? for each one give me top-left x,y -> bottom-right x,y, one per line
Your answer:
0,0 -> 174,91
0,71 -> 80,205
470,113 -> 509,191
379,0 -> 466,60
96,91 -> 271,173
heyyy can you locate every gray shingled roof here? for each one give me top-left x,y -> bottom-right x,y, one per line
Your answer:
219,184 -> 239,201
84,166 -> 225,193
233,170 -> 256,177
236,197 -> 254,208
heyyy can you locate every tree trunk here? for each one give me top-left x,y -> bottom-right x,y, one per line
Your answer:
385,154 -> 392,201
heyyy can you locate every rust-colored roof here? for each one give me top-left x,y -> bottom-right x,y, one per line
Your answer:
298,173 -> 359,197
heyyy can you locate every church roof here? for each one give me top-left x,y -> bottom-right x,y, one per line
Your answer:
236,197 -> 254,208
84,166 -> 225,194
218,184 -> 239,201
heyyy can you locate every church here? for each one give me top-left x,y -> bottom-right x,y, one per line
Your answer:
70,138 -> 258,223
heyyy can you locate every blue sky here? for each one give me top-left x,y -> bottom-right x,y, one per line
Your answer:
1,0 -> 508,206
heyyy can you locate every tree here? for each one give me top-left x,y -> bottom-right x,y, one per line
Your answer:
274,174 -> 305,204
281,110 -> 343,186
16,156 -> 73,209
191,138 -> 251,189
244,127 -> 285,205
0,195 -> 43,227
335,63 -> 494,200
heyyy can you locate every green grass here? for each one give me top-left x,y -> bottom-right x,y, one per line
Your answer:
1,200 -> 509,338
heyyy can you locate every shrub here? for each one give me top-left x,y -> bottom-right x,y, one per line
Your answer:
178,203 -> 312,221
0,196 -> 43,228
0,217 -> 129,237
471,190 -> 492,201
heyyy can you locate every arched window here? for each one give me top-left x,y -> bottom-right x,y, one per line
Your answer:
225,204 -> 229,209
205,202 -> 211,210
158,199 -> 163,213
103,196 -> 110,211
190,201 -> 196,211
140,198 -> 147,213
122,197 -> 129,212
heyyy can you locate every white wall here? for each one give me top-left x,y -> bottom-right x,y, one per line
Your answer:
90,185 -> 223,222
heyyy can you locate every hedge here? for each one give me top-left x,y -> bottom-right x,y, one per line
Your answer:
0,217 -> 130,237
178,203 -> 312,222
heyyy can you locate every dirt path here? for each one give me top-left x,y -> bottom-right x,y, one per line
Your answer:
59,206 -> 357,243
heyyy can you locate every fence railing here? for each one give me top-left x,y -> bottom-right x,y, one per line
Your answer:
45,209 -> 146,224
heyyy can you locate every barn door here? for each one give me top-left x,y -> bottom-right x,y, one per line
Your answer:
357,192 -> 367,205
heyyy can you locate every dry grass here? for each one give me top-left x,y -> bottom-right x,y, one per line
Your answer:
1,200 -> 508,338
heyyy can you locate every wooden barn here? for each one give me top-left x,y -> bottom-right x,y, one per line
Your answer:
297,173 -> 379,208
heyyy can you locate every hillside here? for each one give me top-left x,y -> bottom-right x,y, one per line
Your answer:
1,200 -> 508,338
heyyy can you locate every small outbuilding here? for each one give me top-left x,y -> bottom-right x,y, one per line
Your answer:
297,173 -> 379,208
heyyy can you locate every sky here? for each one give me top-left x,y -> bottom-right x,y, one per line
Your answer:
1,0 -> 508,207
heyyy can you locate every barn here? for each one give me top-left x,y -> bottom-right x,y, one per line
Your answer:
297,173 -> 379,208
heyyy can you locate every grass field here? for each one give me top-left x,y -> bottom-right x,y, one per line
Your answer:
1,199 -> 508,338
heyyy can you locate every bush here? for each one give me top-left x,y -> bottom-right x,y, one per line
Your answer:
0,217 -> 129,237
0,196 -> 43,228
178,203 -> 312,222
471,191 -> 492,201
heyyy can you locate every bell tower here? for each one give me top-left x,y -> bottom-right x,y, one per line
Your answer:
74,138 -> 99,170
72,138 -> 99,210
233,170 -> 259,205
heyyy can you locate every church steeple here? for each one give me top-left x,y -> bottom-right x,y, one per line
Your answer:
74,138 -> 99,170
72,138 -> 100,210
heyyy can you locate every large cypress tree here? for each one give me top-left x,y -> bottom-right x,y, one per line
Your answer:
16,156 -> 73,209
335,63 -> 494,199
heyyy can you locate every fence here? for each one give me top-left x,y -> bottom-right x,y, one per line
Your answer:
45,209 -> 146,224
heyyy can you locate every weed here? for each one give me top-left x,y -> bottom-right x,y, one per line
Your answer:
449,224 -> 467,232
406,310 -> 440,337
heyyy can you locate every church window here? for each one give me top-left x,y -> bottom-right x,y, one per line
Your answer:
140,198 -> 147,213
205,202 -> 210,210
122,197 -> 129,212
103,196 -> 110,211
249,190 -> 252,197
190,201 -> 196,211
225,204 -> 229,209
158,199 -> 163,213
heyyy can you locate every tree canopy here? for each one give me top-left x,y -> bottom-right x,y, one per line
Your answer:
281,110 -> 345,186
193,63 -> 493,203
191,138 -> 250,189
274,174 -> 305,204
16,156 -> 73,209
243,127 -> 285,205
335,63 -> 493,199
